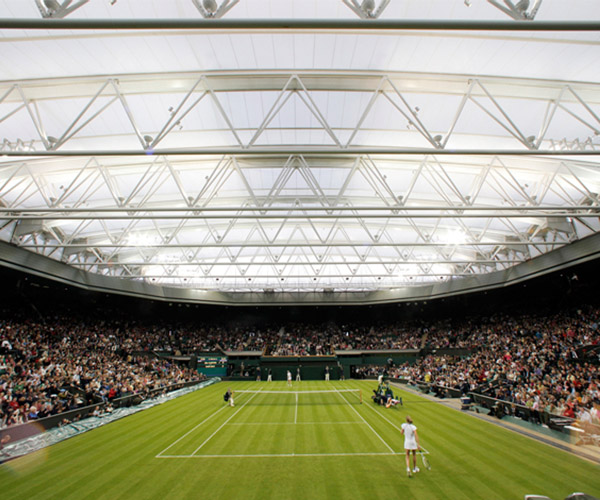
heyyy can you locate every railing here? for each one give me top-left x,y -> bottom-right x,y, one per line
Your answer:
0,379 -> 202,444
404,381 -> 600,440
468,392 -> 600,438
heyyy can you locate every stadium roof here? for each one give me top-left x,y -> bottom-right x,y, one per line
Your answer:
0,0 -> 599,305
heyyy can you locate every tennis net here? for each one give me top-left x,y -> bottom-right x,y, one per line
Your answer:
231,389 -> 363,406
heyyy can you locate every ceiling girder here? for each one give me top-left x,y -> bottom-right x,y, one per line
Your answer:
3,72 -> 600,154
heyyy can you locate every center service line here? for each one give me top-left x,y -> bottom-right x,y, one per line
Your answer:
295,393 -> 298,424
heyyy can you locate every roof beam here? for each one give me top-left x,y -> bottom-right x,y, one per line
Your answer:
3,148 -> 600,157
1,19 -> 599,31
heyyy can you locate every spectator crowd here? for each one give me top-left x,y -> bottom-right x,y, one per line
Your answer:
0,314 -> 202,429
392,306 -> 600,428
1,301 -> 598,432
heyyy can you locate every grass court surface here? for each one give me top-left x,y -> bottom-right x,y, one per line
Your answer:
1,380 -> 599,499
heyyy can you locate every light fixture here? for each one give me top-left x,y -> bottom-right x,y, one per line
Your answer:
486,0 -> 543,20
203,0 -> 217,13
342,0 -> 390,19
191,0 -> 240,19
362,0 -> 375,15
35,0 -> 90,19
514,0 -> 530,13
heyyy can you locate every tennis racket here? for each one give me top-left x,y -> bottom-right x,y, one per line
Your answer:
420,451 -> 431,470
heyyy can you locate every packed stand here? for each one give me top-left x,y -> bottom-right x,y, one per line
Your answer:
267,321 -> 423,356
398,306 -> 600,428
0,316 -> 202,430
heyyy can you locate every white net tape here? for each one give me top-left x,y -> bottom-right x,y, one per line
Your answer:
235,389 -> 360,394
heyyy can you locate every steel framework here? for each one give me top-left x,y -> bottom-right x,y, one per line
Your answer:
0,1 -> 599,303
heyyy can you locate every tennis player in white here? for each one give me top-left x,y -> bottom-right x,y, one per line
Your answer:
401,415 -> 420,477
287,370 -> 292,386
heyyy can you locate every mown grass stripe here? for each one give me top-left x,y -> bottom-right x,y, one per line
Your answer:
2,380 -> 599,500
334,387 -> 394,453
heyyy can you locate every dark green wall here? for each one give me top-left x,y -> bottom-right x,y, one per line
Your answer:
226,352 -> 422,380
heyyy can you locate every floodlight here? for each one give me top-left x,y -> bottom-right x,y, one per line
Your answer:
35,0 -> 90,19
488,0 -> 542,20
191,0 -> 240,19
203,0 -> 217,13
514,0 -> 530,13
362,0 -> 375,15
44,0 -> 60,10
342,0 -> 390,19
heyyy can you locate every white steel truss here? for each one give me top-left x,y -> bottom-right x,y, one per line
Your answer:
28,0 -> 544,22
34,0 -> 90,19
1,1 -> 600,301
0,152 -> 598,292
1,72 -> 599,154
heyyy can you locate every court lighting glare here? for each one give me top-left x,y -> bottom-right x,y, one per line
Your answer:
126,234 -> 162,247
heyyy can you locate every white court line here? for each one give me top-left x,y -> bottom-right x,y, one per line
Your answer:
157,451 -> 404,459
334,388 -> 395,454
294,393 -> 298,424
191,390 -> 262,456
155,404 -> 229,458
361,389 -> 430,454
226,421 -> 364,426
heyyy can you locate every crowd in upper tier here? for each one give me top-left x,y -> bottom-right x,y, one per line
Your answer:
1,301 -> 599,430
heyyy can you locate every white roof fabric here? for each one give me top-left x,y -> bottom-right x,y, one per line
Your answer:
0,0 -> 599,302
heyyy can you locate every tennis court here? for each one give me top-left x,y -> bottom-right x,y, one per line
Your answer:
157,387 -> 414,458
1,381 -> 599,500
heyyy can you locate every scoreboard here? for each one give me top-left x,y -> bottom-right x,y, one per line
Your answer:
197,355 -> 227,376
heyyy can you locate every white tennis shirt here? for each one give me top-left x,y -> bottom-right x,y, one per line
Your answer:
401,422 -> 418,450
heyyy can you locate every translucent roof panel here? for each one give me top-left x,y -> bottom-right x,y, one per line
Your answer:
0,0 -> 599,304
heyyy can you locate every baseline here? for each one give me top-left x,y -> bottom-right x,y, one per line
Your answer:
157,451 -> 404,459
